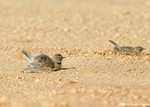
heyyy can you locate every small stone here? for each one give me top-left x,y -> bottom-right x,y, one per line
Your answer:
133,95 -> 141,99
63,28 -> 70,32
70,89 -> 78,94
16,76 -> 24,80
106,57 -> 112,60
35,79 -> 40,82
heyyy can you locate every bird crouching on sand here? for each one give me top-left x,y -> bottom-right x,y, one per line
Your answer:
22,50 -> 64,73
109,40 -> 144,54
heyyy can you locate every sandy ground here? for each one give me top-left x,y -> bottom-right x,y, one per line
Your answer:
0,0 -> 150,107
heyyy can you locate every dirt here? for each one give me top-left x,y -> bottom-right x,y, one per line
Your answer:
0,0 -> 150,107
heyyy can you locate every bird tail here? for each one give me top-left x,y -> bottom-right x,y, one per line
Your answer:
22,50 -> 33,62
109,40 -> 120,48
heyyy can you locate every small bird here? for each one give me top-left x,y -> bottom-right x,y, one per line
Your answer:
109,40 -> 144,53
22,50 -> 64,72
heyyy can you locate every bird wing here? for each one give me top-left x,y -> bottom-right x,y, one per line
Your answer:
24,54 -> 54,72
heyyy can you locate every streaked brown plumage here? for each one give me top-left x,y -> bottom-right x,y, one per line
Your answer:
22,50 -> 64,73
109,40 -> 144,53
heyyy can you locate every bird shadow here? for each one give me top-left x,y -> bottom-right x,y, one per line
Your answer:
61,67 -> 76,70
21,67 -> 76,73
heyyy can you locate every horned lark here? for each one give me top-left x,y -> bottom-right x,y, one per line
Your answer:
109,40 -> 144,53
22,50 -> 64,72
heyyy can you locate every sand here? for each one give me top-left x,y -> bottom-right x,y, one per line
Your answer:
0,0 -> 150,107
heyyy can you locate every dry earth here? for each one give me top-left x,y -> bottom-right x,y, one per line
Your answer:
0,0 -> 150,107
